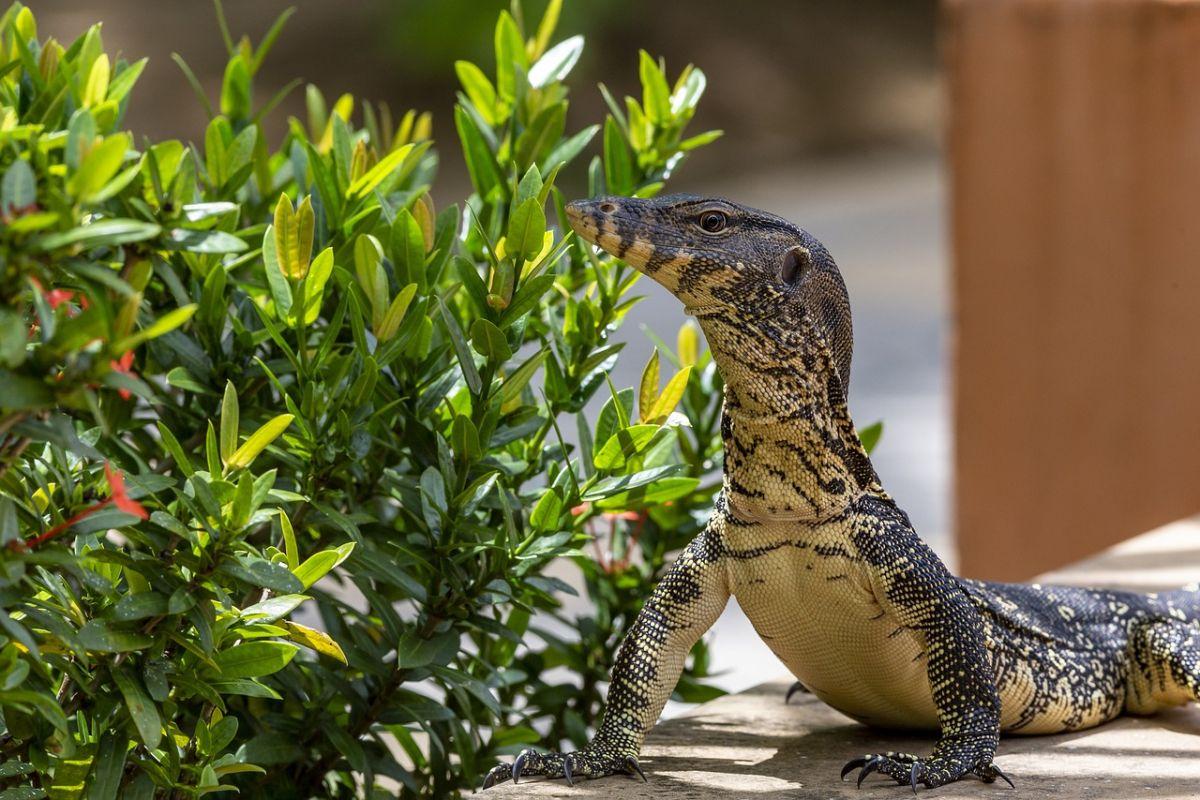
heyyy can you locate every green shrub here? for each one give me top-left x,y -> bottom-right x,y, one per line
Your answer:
0,1 -> 725,796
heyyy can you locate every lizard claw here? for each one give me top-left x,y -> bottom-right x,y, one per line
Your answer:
512,751 -> 528,784
563,754 -> 575,786
785,681 -> 810,704
857,756 -> 885,787
978,763 -> 1015,788
841,756 -> 867,780
909,761 -> 920,794
625,755 -> 647,782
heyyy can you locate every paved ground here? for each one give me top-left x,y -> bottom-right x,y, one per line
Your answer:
486,516 -> 1200,799
605,151 -> 949,698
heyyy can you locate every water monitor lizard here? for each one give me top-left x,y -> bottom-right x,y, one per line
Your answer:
483,194 -> 1200,792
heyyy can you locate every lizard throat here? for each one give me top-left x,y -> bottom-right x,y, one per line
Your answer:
702,315 -> 880,523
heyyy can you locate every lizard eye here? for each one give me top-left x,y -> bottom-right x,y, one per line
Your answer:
698,211 -> 727,233
780,246 -> 811,286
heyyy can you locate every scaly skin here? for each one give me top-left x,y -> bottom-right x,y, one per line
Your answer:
483,194 -> 1200,792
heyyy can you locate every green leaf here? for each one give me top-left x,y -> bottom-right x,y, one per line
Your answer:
396,630 -> 459,669
113,304 -> 196,352
438,299 -> 482,395
595,476 -> 700,510
297,246 -> 334,324
347,143 -> 414,200
499,273 -> 555,326
281,621 -> 347,664
163,228 -> 247,254
218,557 -> 304,593
455,106 -> 503,200
533,0 -> 563,58
210,641 -> 298,679
493,11 -> 526,103
391,209 -> 426,288
242,594 -> 309,624
529,489 -> 562,532
112,667 -> 161,749
639,50 -> 672,124
293,542 -> 355,589
219,382 -> 239,464
451,414 -> 481,462
528,35 -> 584,88
33,219 -> 161,252
582,465 -> 681,501
639,350 -> 660,422
78,621 -> 152,653
376,283 -> 418,341
469,318 -> 512,362
515,103 -> 566,171
455,60 -> 497,125
603,117 -> 632,196
593,424 -> 659,471
68,133 -> 130,201
0,371 -> 51,411
262,224 -> 293,316
111,592 -> 168,622
226,414 -> 294,469
593,388 -> 635,459
1,159 -> 35,210
858,420 -> 884,455
499,349 -> 546,407
648,366 -> 691,421
541,124 -> 599,172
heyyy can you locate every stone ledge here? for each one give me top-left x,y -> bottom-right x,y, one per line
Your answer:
486,516 -> 1200,798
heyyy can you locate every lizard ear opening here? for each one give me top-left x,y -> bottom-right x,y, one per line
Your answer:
781,246 -> 812,286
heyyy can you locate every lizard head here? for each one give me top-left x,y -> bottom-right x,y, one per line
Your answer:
565,193 -> 854,391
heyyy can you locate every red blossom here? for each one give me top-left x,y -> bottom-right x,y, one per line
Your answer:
16,461 -> 148,550
104,462 -> 148,520
109,351 -> 135,400
44,289 -> 76,310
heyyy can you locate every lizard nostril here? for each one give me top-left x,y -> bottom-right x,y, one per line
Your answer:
599,202 -> 617,214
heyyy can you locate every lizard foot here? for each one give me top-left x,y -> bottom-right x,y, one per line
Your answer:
841,752 -> 1013,792
784,681 -> 811,704
482,747 -> 646,789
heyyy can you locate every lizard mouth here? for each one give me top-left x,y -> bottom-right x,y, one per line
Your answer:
565,198 -> 660,273
565,199 -> 612,252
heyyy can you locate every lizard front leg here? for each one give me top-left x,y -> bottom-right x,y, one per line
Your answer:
483,529 -> 730,788
844,497 -> 1010,792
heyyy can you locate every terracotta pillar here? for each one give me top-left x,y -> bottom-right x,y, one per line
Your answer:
947,0 -> 1200,580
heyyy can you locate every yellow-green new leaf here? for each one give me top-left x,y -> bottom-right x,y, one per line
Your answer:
68,132 -> 129,201
219,381 -> 239,463
648,366 -> 692,422
282,621 -> 347,664
376,283 -> 418,341
347,143 -> 413,200
82,53 -> 110,108
638,350 -> 660,423
677,321 -> 700,367
274,194 -> 313,279
112,304 -> 196,352
226,414 -> 294,470
297,246 -> 335,324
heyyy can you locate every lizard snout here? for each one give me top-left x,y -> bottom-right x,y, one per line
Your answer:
565,199 -> 613,247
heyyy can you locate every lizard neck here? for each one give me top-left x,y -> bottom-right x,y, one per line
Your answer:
699,312 -> 882,523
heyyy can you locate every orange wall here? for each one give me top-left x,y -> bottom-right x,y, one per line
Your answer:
948,0 -> 1200,580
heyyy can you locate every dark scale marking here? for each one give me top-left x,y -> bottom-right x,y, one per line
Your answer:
483,194 -> 1200,792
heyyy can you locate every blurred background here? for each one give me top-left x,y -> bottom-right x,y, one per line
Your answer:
37,0 -> 949,701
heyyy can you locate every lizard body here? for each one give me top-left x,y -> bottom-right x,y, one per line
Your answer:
483,195 -> 1200,791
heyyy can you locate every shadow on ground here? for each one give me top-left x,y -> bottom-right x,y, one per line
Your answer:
485,681 -> 1200,799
